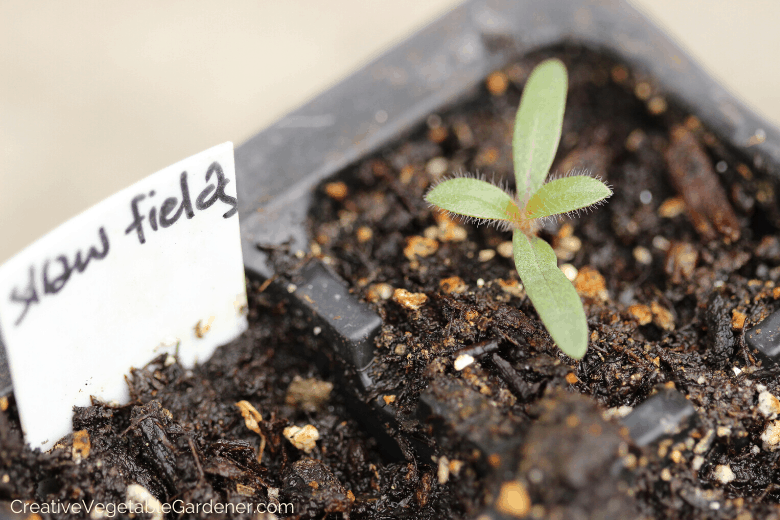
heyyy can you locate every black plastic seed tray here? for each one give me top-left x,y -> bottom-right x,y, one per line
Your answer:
233,0 -> 779,388
0,3 -> 779,517
746,309 -> 780,365
223,9 -> 780,520
622,388 -> 697,447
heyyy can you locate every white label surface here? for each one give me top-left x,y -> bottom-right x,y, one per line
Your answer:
0,142 -> 247,449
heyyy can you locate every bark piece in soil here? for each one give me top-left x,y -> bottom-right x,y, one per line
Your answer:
746,308 -> 780,365
704,291 -> 737,368
664,125 -> 740,242
282,458 -> 352,517
621,388 -> 697,447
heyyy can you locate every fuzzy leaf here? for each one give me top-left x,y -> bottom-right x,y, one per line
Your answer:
513,58 -> 568,204
525,176 -> 612,219
425,178 -> 518,224
512,230 -> 588,359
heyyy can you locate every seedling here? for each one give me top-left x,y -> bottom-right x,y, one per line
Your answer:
425,59 -> 611,359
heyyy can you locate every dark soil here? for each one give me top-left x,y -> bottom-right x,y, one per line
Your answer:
1,46 -> 780,519
309,46 -> 780,519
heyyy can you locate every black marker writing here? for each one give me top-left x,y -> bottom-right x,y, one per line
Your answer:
125,173 -> 195,244
10,267 -> 38,326
10,227 -> 110,326
124,162 -> 236,245
197,162 -> 238,218
148,190 -> 158,231
125,194 -> 148,244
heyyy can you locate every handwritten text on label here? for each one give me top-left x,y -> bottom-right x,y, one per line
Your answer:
0,142 -> 247,450
7,161 -> 237,328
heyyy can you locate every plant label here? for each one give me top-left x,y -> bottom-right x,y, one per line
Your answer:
0,142 -> 248,450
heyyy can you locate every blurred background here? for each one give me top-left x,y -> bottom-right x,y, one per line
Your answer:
1,0 -> 779,263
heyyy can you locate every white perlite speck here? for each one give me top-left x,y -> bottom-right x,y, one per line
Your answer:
126,484 -> 163,520
712,464 -> 735,484
283,424 -> 320,453
694,429 -> 715,455
426,157 -> 448,177
758,391 -> 780,419
437,456 -> 450,484
454,354 -> 475,371
762,420 -> 780,451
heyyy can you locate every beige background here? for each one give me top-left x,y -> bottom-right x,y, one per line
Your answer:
1,0 -> 779,263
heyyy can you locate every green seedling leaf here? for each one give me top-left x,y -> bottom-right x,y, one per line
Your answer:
525,175 -> 612,219
423,59 -> 606,360
513,58 -> 568,203
425,177 -> 519,224
512,230 -> 588,359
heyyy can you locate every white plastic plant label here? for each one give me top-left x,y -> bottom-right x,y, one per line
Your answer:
0,142 -> 248,450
